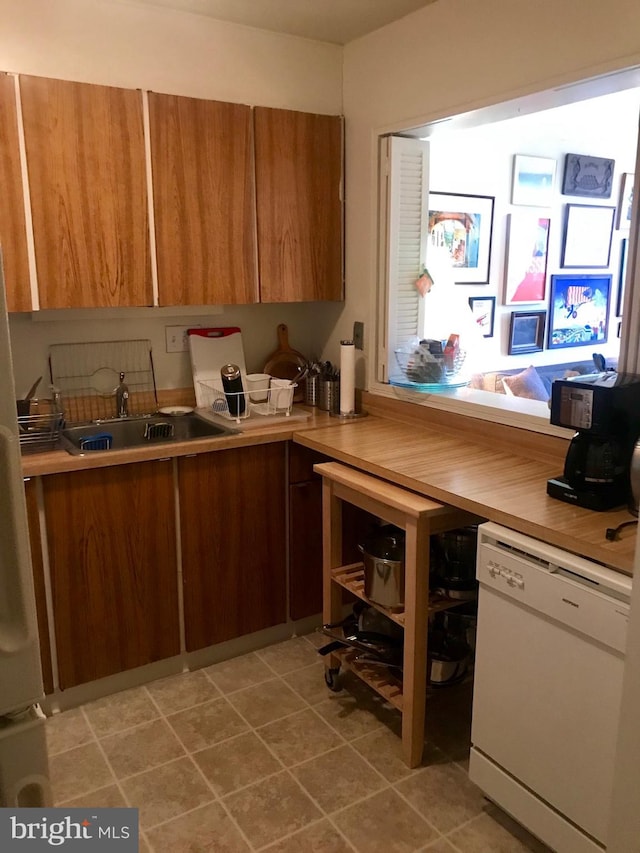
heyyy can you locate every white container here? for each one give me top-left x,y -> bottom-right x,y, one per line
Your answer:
245,373 -> 271,402
269,379 -> 295,413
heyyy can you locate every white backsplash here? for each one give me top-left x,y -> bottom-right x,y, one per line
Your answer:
9,301 -> 345,400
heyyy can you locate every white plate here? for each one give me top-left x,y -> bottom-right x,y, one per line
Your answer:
158,405 -> 194,416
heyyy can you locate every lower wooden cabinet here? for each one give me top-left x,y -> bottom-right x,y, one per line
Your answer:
42,460 -> 180,689
179,443 -> 287,651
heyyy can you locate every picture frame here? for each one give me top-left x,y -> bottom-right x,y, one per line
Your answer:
427,192 -> 494,284
548,274 -> 611,350
561,153 -> 615,198
616,172 -> 634,230
504,213 -> 550,304
561,204 -> 615,268
511,155 -> 556,206
507,310 -> 546,355
468,295 -> 496,338
616,238 -> 628,317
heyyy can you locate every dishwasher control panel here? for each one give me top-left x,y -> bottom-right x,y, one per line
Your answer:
478,525 -> 631,654
486,558 -> 524,589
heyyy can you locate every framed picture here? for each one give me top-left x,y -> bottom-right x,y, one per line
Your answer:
507,311 -> 546,355
504,213 -> 550,304
561,153 -> 615,198
616,172 -> 634,230
511,155 -> 556,206
468,295 -> 496,338
548,274 -> 611,350
561,204 -> 615,268
616,238 -> 628,317
427,192 -> 494,284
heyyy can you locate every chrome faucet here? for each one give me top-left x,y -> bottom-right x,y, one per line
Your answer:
115,372 -> 129,418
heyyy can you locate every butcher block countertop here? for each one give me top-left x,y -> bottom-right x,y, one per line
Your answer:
21,394 -> 637,575
295,396 -> 637,577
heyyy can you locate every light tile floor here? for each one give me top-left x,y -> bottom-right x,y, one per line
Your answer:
45,635 -> 553,852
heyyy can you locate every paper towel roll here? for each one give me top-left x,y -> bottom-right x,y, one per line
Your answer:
340,340 -> 356,415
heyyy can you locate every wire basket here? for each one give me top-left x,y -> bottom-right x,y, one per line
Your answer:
18,399 -> 64,454
394,342 -> 467,386
198,379 -> 296,422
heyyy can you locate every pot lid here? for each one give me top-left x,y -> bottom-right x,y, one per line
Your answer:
361,524 -> 405,561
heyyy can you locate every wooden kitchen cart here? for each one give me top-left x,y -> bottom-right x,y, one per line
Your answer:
315,462 -> 476,768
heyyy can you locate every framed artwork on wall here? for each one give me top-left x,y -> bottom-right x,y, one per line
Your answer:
507,310 -> 546,355
427,192 -> 494,284
561,153 -> 615,198
561,204 -> 615,268
511,155 -> 556,206
504,213 -> 550,304
468,295 -> 496,338
548,273 -> 611,349
616,172 -> 634,230
616,238 -> 628,317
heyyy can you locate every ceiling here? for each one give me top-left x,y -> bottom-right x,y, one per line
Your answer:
121,0 -> 438,44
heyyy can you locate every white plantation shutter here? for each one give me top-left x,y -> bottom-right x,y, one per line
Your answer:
378,136 -> 430,382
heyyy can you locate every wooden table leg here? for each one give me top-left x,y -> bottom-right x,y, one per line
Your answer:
322,479 -> 344,679
401,515 -> 430,767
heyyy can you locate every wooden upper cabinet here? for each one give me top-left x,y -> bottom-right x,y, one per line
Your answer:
20,75 -> 151,309
148,92 -> 257,306
254,107 -> 343,303
0,75 -> 32,311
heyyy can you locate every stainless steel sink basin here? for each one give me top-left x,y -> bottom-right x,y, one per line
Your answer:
60,413 -> 238,455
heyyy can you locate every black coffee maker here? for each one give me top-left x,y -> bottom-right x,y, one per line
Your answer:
547,372 -> 640,510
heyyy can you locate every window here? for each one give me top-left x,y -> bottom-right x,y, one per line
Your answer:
376,79 -> 639,431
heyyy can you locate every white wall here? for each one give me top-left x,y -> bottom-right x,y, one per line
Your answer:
342,0 -> 640,386
1,0 -> 344,395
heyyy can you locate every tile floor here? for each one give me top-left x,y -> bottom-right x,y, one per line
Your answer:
45,634 -> 552,852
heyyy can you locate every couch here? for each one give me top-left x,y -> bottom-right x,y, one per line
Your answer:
468,356 -> 617,402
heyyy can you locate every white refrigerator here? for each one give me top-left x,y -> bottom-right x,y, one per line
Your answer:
0,261 -> 51,806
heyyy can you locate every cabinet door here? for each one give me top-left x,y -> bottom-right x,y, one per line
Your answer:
149,93 -> 258,306
24,478 -> 53,694
180,444 -> 286,650
0,75 -> 31,311
20,75 -> 151,308
43,461 -> 179,688
254,107 -> 343,302
289,479 -> 323,620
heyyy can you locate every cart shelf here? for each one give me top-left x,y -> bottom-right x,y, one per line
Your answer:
331,562 -> 470,625
333,647 -> 404,711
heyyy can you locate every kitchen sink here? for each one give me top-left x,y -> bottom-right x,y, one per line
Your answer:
60,412 -> 238,455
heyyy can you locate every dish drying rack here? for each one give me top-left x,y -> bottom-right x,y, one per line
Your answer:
18,399 -> 64,454
198,379 -> 296,423
49,339 -> 158,424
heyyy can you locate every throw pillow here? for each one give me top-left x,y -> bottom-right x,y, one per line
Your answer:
480,372 -> 508,394
502,365 -> 549,401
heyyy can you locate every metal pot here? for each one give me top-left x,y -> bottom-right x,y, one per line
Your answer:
358,525 -> 405,610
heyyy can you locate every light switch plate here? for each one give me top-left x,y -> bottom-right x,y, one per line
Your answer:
165,325 -> 191,353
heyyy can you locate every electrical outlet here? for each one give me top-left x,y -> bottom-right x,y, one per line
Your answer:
165,325 -> 191,353
353,321 -> 364,350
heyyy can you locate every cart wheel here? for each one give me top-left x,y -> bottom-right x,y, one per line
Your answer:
324,667 -> 341,692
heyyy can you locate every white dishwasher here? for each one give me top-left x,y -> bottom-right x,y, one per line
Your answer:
469,522 -> 631,853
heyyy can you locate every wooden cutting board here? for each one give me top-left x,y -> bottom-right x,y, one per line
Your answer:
263,324 -> 307,400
